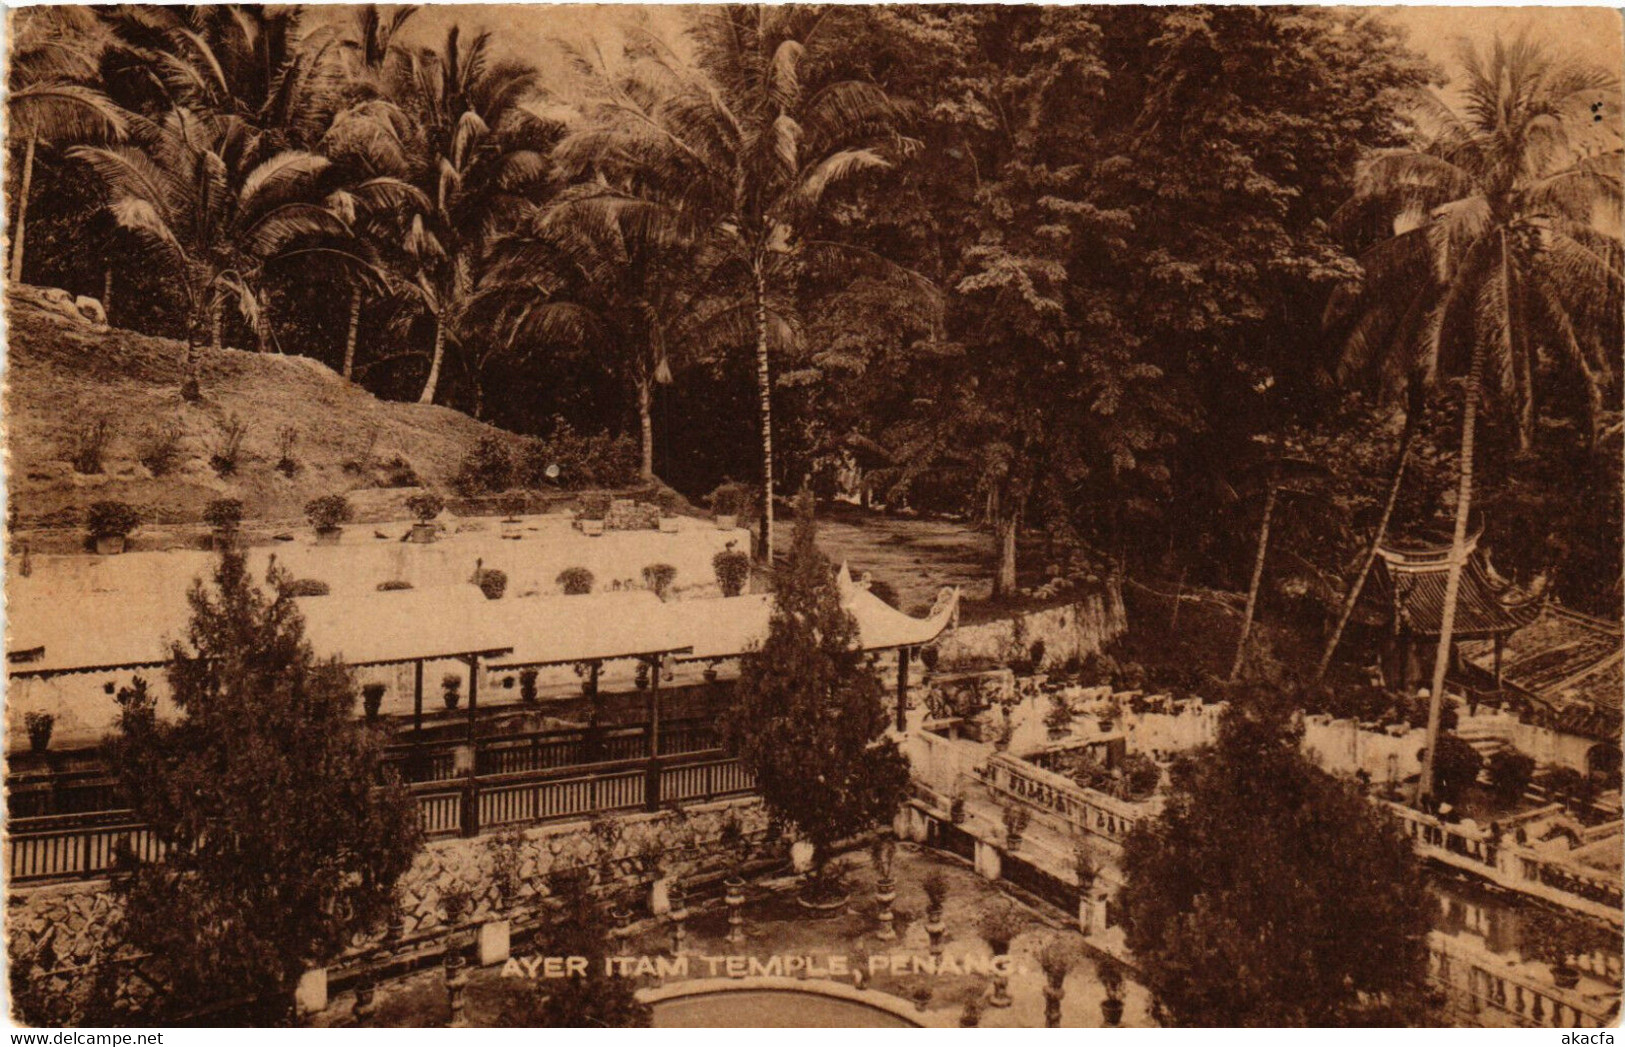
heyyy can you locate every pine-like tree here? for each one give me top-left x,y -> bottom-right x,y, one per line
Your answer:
1120,692 -> 1437,1026
724,493 -> 910,896
100,552 -> 421,1023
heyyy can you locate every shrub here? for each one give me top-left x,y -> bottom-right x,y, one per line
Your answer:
377,579 -> 413,591
713,549 -> 751,597
138,420 -> 184,476
405,492 -> 445,523
361,683 -> 386,720
1074,844 -> 1097,891
210,415 -> 246,477
283,578 -> 330,597
86,500 -> 139,540
642,563 -> 677,599
379,454 -> 419,488
442,673 -> 462,710
454,435 -> 515,496
1119,752 -> 1163,799
275,426 -> 298,478
477,568 -> 508,601
657,489 -> 682,516
305,494 -> 353,533
1486,750 -> 1536,808
203,498 -> 244,531
499,492 -> 528,520
1428,733 -> 1483,807
1038,938 -> 1077,989
517,417 -> 640,490
578,493 -> 612,522
519,668 -> 539,704
71,417 -> 112,474
557,567 -> 595,595
24,711 -> 54,752
922,870 -> 949,913
1003,803 -> 1030,839
977,901 -> 1025,954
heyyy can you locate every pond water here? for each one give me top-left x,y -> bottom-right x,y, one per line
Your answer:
650,990 -> 919,1028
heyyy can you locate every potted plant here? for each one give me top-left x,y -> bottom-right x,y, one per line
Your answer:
870,835 -> 898,940
24,711 -> 54,754
922,870 -> 948,954
305,494 -> 352,545
1039,938 -> 1076,1028
361,683 -> 386,722
1521,908 -> 1597,990
978,903 -> 1024,1007
557,567 -> 595,595
642,563 -> 678,601
657,490 -> 682,533
519,668 -> 539,704
1098,956 -> 1126,1025
86,500 -> 139,555
712,548 -> 751,597
578,493 -> 611,537
442,672 -> 463,711
405,492 -> 445,543
1003,803 -> 1030,852
949,792 -> 967,825
911,984 -> 933,1013
1098,694 -> 1122,732
708,482 -> 749,530
203,497 -> 244,549
959,997 -> 983,1028
1045,693 -> 1074,741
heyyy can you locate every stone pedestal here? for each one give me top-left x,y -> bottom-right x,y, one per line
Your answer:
875,877 -> 897,941
725,878 -> 746,946
974,839 -> 1003,881
295,967 -> 327,1017
445,958 -> 469,1028
477,919 -> 510,966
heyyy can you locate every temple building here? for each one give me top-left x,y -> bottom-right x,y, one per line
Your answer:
1353,528 -> 1546,693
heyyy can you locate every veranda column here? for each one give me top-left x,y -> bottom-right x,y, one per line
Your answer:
461,657 -> 480,837
645,656 -> 662,811
896,647 -> 911,733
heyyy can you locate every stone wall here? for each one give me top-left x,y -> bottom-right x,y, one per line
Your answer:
936,584 -> 1126,671
8,798 -> 770,1021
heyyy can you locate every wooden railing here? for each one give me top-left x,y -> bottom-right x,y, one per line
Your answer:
5,812 -> 168,883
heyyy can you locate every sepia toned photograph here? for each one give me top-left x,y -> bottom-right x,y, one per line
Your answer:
2,1 -> 1621,1031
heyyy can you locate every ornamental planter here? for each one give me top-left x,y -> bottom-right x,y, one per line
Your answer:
725,876 -> 746,945
1553,964 -> 1581,990
444,954 -> 469,1028
409,522 -> 438,544
1101,997 -> 1124,1026
612,907 -> 634,939
926,915 -> 946,958
875,876 -> 898,941
94,536 -> 126,556
659,515 -> 680,534
582,519 -> 605,537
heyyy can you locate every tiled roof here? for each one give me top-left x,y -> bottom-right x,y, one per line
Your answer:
1359,552 -> 1546,639
1461,605 -> 1623,739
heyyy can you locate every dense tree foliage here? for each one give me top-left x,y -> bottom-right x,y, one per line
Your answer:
1120,694 -> 1438,1026
12,5 -> 1619,627
98,552 -> 421,1023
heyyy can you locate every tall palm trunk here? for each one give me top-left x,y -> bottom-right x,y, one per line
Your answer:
341,286 -> 362,380
1418,273 -> 1492,800
753,262 -> 774,563
418,315 -> 445,404
637,377 -> 655,482
1315,408 -> 1421,681
993,501 -> 1020,599
211,298 -> 223,350
102,267 -> 113,321
1229,482 -> 1279,682
10,136 -> 36,284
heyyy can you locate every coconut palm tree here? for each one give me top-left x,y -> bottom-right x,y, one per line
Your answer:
1327,34 -> 1621,798
380,24 -> 556,404
8,8 -> 130,284
69,108 -> 378,353
555,6 -> 921,561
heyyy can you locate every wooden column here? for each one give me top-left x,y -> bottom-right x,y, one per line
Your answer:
896,646 -> 911,733
413,659 -> 424,738
646,656 -> 662,811
1493,634 -> 1504,691
462,656 -> 480,837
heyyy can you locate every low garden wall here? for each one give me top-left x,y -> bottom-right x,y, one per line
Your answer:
8,797 -> 770,1022
936,584 -> 1126,670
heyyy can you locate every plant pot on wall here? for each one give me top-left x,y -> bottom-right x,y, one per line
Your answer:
1552,964 -> 1581,990
582,519 -> 605,537
315,528 -> 343,547
409,522 -> 437,544
94,536 -> 126,555
659,515 -> 680,534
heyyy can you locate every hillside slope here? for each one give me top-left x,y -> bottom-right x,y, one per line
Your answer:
4,287 -> 533,538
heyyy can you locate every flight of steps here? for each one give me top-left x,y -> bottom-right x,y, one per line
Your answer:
1455,715 -> 1516,762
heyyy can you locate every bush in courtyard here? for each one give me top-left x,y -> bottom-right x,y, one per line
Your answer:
723,494 -> 909,898
1486,750 -> 1535,808
713,549 -> 751,597
377,579 -> 413,591
71,418 -> 112,474
1427,733 -> 1482,807
282,578 -> 330,597
304,494 -> 352,533
203,498 -> 244,531
1118,752 -> 1163,799
96,553 -> 420,1023
642,563 -> 677,599
499,492 -> 528,520
454,435 -> 515,496
708,480 -> 755,519
517,418 -> 640,490
86,500 -> 140,541
138,421 -> 184,477
405,492 -> 445,523
557,567 -> 595,595
1120,691 -> 1434,1025
577,492 -> 612,522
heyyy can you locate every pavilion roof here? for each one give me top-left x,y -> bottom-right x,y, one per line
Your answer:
1356,544 -> 1546,640
1460,604 -> 1623,739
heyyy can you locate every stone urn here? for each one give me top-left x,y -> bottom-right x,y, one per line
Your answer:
725,876 -> 747,945
1044,985 -> 1064,1028
1101,996 -> 1124,1026
875,876 -> 898,941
